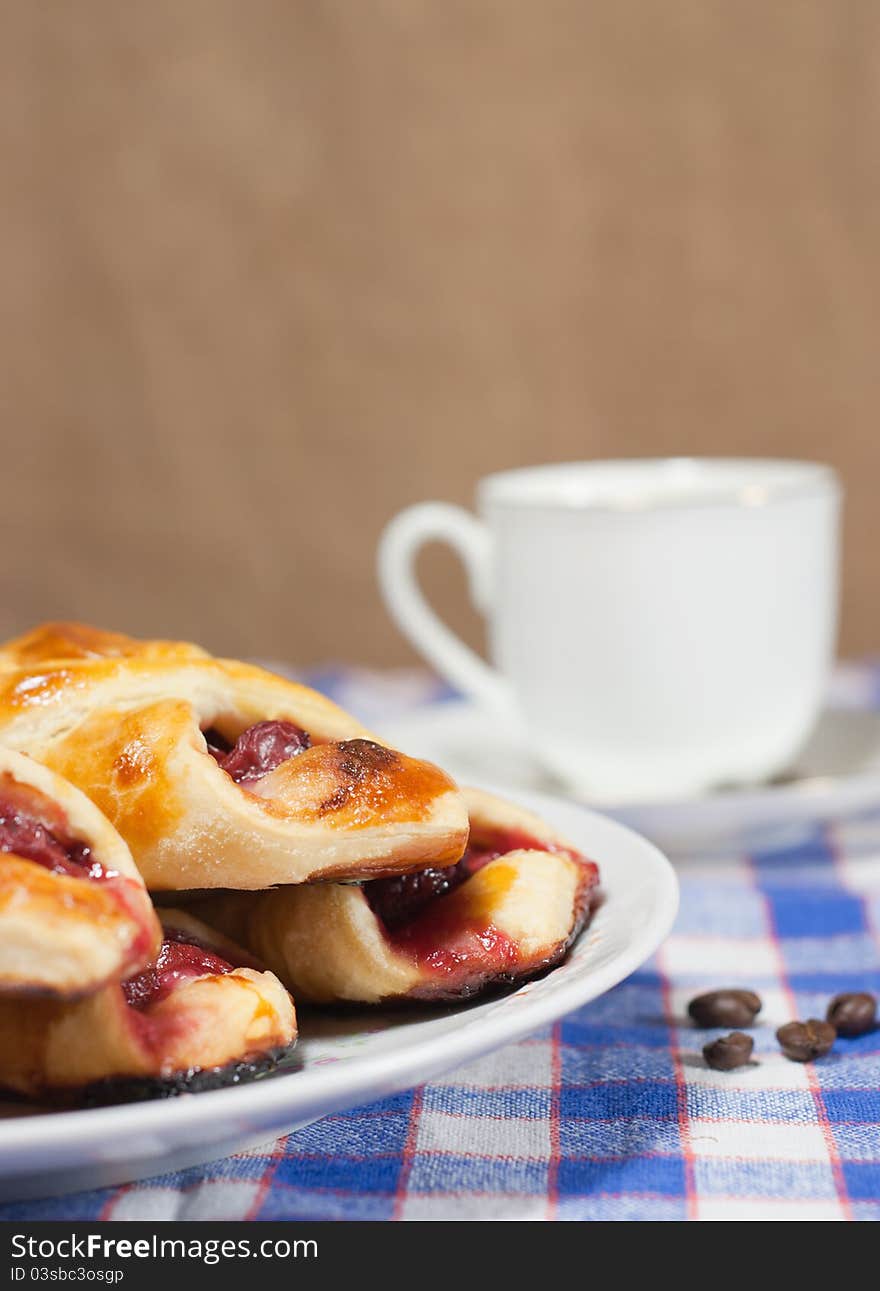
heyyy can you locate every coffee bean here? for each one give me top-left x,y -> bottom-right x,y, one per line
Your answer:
703,1031 -> 754,1071
826,992 -> 877,1038
688,989 -> 762,1029
776,1019 -> 836,1062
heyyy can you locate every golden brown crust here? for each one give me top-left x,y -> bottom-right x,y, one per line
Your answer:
0,749 -> 160,998
0,626 -> 469,889
192,787 -> 600,1004
0,650 -> 375,748
0,909 -> 296,1099
0,621 -> 210,668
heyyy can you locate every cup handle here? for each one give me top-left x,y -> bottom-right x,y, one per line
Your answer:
378,502 -> 513,713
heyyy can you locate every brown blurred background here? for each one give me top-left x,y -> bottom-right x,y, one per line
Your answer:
1,1 -> 878,666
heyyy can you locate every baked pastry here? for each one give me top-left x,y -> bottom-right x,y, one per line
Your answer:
0,621 -> 209,668
0,623 -> 469,890
0,747 -> 160,998
0,909 -> 296,1101
191,787 -> 600,1004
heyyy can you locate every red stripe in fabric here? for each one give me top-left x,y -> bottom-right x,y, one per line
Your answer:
659,946 -> 698,1219
392,1085 -> 424,1220
747,849 -> 853,1222
243,1134 -> 291,1220
99,1184 -> 130,1220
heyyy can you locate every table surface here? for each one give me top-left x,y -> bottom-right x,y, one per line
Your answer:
4,663 -> 880,1222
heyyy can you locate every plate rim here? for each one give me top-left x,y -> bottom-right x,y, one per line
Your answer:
0,783 -> 678,1178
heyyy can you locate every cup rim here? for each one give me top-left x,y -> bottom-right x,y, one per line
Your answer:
477,457 -> 841,513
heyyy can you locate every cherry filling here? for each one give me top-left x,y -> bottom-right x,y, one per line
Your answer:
122,929 -> 234,1011
0,802 -> 113,881
365,830 -> 579,931
365,845 -> 502,931
0,782 -> 156,977
366,830 -> 599,989
203,720 -> 311,785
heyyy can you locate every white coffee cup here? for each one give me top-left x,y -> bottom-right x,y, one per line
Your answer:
378,458 -> 842,801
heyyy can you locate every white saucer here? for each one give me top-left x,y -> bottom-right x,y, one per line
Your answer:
382,700 -> 880,853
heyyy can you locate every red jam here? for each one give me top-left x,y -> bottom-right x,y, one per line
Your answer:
365,829 -> 578,931
122,929 -> 233,1011
0,802 -> 114,880
367,829 -> 598,991
393,909 -> 520,979
204,720 -> 311,785
364,845 -> 498,930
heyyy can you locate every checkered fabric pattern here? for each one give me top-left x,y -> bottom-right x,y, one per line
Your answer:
4,663 -> 880,1221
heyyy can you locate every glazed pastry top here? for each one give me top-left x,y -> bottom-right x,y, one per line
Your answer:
0,621 -> 210,668
0,623 -> 469,888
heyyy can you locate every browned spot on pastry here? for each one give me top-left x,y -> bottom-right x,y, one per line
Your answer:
253,738 -> 463,839
316,740 -> 399,814
337,739 -> 398,775
113,739 -> 158,787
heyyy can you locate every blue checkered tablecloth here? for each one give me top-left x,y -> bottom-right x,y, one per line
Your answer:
4,663 -> 880,1221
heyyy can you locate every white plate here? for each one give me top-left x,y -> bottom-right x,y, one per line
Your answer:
382,701 -> 880,852
0,784 -> 677,1203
